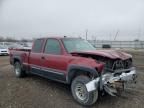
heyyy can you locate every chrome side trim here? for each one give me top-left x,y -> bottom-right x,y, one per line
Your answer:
31,66 -> 40,70
23,63 -> 67,73
41,68 -> 64,75
31,64 -> 65,75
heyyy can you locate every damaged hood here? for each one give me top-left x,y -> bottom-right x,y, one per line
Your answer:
71,50 -> 132,60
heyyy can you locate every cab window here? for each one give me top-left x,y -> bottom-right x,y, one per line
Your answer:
44,39 -> 61,54
32,39 -> 43,53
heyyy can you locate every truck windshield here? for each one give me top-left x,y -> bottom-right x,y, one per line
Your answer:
62,38 -> 95,53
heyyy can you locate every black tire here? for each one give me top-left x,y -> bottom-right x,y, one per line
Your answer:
14,62 -> 26,78
71,75 -> 98,106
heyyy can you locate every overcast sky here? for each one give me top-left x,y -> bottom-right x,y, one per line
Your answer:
0,0 -> 144,40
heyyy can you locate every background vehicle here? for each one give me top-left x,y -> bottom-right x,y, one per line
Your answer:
9,37 -> 137,106
0,45 -> 9,55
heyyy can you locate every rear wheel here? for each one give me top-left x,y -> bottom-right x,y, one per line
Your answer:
71,75 -> 98,106
14,62 -> 26,78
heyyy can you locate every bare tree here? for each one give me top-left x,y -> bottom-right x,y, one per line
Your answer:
20,38 -> 29,42
0,36 -> 4,42
5,37 -> 18,42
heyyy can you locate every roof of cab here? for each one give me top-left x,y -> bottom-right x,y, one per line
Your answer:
36,36 -> 82,40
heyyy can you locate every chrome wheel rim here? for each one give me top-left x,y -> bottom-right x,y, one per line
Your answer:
75,83 -> 88,101
15,64 -> 20,76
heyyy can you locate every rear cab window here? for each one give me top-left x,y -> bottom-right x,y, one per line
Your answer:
32,39 -> 44,53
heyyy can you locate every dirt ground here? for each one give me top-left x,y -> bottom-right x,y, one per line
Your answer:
0,51 -> 144,108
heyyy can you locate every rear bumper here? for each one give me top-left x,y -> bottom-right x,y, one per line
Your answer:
86,67 -> 137,96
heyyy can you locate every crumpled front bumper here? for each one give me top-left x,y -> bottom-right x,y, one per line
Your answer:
86,67 -> 137,96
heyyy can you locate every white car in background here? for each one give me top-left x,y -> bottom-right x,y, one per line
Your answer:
0,46 -> 9,55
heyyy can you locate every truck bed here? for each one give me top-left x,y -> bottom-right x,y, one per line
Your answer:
9,49 -> 31,65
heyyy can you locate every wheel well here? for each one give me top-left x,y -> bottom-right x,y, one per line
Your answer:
68,69 -> 95,84
13,58 -> 25,72
14,58 -> 20,64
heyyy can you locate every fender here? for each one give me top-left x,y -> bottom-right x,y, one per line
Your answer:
66,64 -> 99,84
12,55 -> 28,72
12,55 -> 22,65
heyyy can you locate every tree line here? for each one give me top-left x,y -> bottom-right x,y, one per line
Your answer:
0,36 -> 32,42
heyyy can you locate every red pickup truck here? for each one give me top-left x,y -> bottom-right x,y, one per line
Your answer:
9,37 -> 137,106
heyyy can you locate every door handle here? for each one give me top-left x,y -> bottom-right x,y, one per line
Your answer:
41,56 -> 45,59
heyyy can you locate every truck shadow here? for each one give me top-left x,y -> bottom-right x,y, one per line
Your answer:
27,74 -> 126,108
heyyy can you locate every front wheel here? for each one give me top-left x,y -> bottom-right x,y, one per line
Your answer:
14,62 -> 26,78
71,75 -> 98,106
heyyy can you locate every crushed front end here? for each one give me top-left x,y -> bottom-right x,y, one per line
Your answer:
101,67 -> 137,96
86,60 -> 137,96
